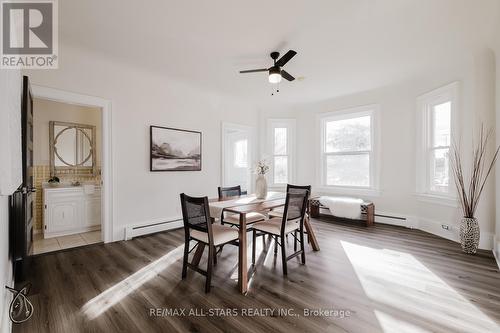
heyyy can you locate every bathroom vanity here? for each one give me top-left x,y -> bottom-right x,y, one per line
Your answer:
43,185 -> 101,238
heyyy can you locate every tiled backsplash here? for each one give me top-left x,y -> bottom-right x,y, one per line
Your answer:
33,165 -> 101,232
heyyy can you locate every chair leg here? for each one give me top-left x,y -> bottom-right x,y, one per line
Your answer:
252,229 -> 256,265
205,245 -> 214,293
182,239 -> 189,279
280,235 -> 287,275
262,233 -> 266,248
274,235 -> 278,255
300,227 -> 306,264
294,230 -> 297,252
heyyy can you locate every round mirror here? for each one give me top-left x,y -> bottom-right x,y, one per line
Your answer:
54,126 -> 92,166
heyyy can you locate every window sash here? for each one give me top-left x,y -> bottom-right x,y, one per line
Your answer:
416,81 -> 458,198
427,146 -> 450,193
320,110 -> 375,189
268,121 -> 294,186
273,155 -> 288,184
426,103 -> 451,194
322,151 -> 371,188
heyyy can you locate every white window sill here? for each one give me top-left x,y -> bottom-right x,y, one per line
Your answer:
415,193 -> 458,207
316,186 -> 381,198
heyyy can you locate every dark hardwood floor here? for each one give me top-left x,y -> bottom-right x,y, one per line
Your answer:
14,219 -> 500,333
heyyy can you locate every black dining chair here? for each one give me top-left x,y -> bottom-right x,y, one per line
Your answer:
180,193 -> 239,293
251,190 -> 310,275
217,185 -> 266,227
268,184 -> 311,218
268,184 -> 312,249
218,185 -> 246,198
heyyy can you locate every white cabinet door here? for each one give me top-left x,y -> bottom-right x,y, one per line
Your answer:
83,196 -> 101,227
43,187 -> 101,237
47,200 -> 79,234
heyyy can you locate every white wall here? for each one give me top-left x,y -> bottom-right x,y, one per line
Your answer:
261,51 -> 497,250
25,44 -> 259,241
495,43 -> 500,262
33,98 -> 102,166
0,197 -> 12,333
0,69 -> 21,333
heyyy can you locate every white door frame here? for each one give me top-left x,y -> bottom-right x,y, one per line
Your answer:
31,85 -> 114,243
221,122 -> 256,193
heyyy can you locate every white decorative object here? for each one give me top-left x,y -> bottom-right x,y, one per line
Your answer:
255,175 -> 268,199
43,186 -> 101,238
319,196 -> 363,219
0,70 -> 22,195
254,160 -> 269,199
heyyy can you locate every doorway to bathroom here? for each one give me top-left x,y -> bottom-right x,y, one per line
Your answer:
30,98 -> 103,254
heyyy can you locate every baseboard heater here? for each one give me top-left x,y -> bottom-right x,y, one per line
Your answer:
374,213 -> 407,226
125,218 -> 183,240
318,207 -> 407,227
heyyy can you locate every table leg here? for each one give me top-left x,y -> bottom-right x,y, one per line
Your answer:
304,216 -> 320,251
238,213 -> 248,294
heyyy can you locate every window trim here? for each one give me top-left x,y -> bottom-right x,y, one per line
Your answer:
316,105 -> 380,195
267,119 -> 296,188
416,81 -> 460,203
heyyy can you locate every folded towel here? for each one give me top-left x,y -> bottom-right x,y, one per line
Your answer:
319,196 -> 363,219
83,184 -> 95,195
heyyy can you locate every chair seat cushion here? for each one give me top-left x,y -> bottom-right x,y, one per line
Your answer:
190,224 -> 239,246
252,218 -> 300,235
223,212 -> 266,226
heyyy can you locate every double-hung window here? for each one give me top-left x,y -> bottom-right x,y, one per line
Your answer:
319,105 -> 379,192
267,119 -> 296,186
417,82 -> 459,198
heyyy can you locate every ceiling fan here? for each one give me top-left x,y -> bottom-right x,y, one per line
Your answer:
239,50 -> 297,84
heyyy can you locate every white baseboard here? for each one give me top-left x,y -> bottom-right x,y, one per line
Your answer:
320,207 -> 495,251
124,216 -> 183,240
418,218 -> 494,250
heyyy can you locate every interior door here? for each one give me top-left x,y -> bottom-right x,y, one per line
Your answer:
10,75 -> 35,280
222,123 -> 254,192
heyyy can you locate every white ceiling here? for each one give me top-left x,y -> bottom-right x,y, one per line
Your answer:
60,0 -> 500,105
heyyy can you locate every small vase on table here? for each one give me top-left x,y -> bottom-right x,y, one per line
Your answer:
254,159 -> 270,200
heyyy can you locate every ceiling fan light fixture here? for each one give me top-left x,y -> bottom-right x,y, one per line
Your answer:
268,66 -> 282,84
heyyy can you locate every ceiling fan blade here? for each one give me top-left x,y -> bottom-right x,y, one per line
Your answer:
276,50 -> 297,67
239,68 -> 268,74
281,70 -> 295,81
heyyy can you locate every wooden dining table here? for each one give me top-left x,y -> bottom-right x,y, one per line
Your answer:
208,192 -> 320,294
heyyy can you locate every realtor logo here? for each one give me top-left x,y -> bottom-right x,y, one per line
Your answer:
1,0 -> 58,68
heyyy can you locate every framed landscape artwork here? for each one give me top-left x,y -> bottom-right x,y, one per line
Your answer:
150,126 -> 202,171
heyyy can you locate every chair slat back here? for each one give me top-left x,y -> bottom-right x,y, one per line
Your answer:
218,185 -> 242,199
180,194 -> 212,237
281,190 -> 309,234
286,184 -> 311,195
286,184 -> 311,214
